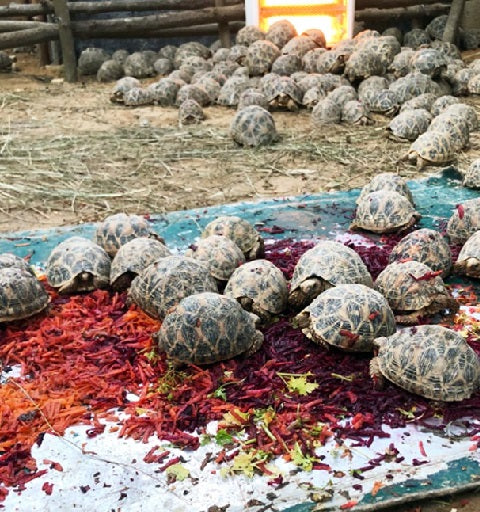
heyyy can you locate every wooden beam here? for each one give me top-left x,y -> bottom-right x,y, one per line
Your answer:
215,0 -> 231,48
0,20 -> 47,31
443,0 -> 467,43
356,3 -> 450,22
0,26 -> 58,50
356,0 -> 444,9
52,0 -> 77,82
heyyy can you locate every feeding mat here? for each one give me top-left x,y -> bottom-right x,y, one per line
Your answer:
1,168 -> 480,512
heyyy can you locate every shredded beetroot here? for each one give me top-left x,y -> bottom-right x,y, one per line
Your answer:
0,239 -> 479,499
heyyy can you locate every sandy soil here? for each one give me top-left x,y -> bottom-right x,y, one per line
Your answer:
1,53 -> 480,512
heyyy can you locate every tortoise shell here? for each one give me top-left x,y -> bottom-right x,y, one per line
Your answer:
358,75 -> 389,102
389,48 -> 415,78
315,50 -> 345,74
153,57 -> 173,76
0,253 -> 35,276
110,238 -> 171,290
0,51 -> 14,72
387,109 -> 432,142
176,84 -> 210,107
344,49 -> 385,83
264,76 -> 303,111
95,213 -> 161,258
271,54 -> 302,76
147,78 -> 179,106
302,48 -> 327,74
228,45 -> 248,66
389,72 -> 437,104
265,19 -> 297,49
155,292 -> 264,366
78,47 -> 110,75
463,159 -> 480,189
351,190 -> 420,234
185,235 -> 245,282
295,284 -> 396,352
288,240 -> 373,310
179,55 -> 212,77
217,75 -> 250,106
246,40 -> 280,76
237,88 -> 269,110
363,88 -> 398,116
224,259 -> 288,323
311,98 -> 341,125
236,25 -> 266,46
302,87 -> 326,109
302,28 -> 326,48
178,99 -> 205,125
212,48 -> 230,64
129,255 -> 218,320
123,87 -> 153,107
97,59 -> 124,83
409,48 -> 446,78
46,237 -> 111,294
230,105 -> 277,147
341,100 -> 371,125
429,113 -> 470,150
452,68 -> 477,96
374,260 -> 458,323
399,92 -> 437,113
453,230 -> 480,278
430,95 -> 459,117
371,325 -> 480,401
405,130 -> 455,169
389,228 -> 452,277
201,216 -> 264,260
327,85 -> 357,109
426,15 -> 448,39
110,76 -> 141,103
447,198 -> 480,244
444,103 -> 478,132
468,74 -> 480,95
0,267 -> 49,322
403,29 -> 431,49
281,36 -> 318,58
356,173 -> 414,205
123,51 -> 155,78
357,35 -> 401,67
194,76 -> 221,103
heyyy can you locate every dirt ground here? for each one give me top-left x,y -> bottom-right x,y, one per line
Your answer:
1,53 -> 480,511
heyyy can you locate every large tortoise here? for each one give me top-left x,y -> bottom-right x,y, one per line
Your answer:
0,267 -> 49,322
371,325 -> 480,401
155,292 -> 264,366
387,109 -> 432,142
224,259 -> 288,324
129,255 -> 218,320
230,106 -> 278,147
295,284 -> 396,352
453,230 -> 480,278
374,260 -> 458,324
46,237 -> 111,294
201,215 -> 264,260
446,198 -> 480,245
288,240 -> 373,311
351,190 -> 421,234
403,130 -> 455,170
356,173 -> 414,205
0,253 -> 35,275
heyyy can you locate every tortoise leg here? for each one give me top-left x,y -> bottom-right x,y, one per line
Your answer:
369,357 -> 385,390
245,331 -> 264,356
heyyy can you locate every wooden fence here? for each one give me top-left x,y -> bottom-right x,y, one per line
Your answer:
0,0 -> 457,82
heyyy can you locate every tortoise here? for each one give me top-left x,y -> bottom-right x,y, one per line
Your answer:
158,45 -> 177,61
271,54 -> 302,76
169,69 -> 192,84
363,88 -> 399,116
302,28 -> 327,48
311,98 -> 342,125
295,284 -> 396,352
129,255 -> 218,320
452,68 -> 477,96
110,77 -> 141,104
193,76 -> 221,103
460,29 -> 480,51
354,29 -> 380,42
382,27 -> 403,44
432,40 -> 463,61
224,259 -> 288,323
246,40 -> 281,76
178,99 -> 205,125
453,230 -> 480,278
374,260 -> 458,324
236,25 -> 266,46
212,48 -> 230,64
388,228 -> 452,277
468,74 -> 480,95
281,36 -> 318,58
228,45 -> 248,66
403,130 -> 455,170
0,253 -> 35,276
123,51 -> 155,78
444,103 -> 478,132
469,59 -> 480,72
217,75 -> 250,107
265,19 -> 297,49
0,51 -> 14,72
78,47 -> 110,75
389,72 -> 438,104
302,87 -> 327,110
409,48 -> 446,78
441,59 -> 466,84
123,87 -> 154,107
0,267 -> 49,322
111,49 -> 129,65
95,213 -> 162,258
230,105 -> 277,147
426,14 -> 448,40
355,36 -> 401,68
153,57 -> 173,76
46,237 -> 111,294
463,159 -> 480,189
264,76 -> 303,112
176,84 -> 210,107
97,59 -> 124,82
155,292 -> 264,366
356,173 -> 414,205
196,69 -> 227,87
430,95 -> 459,116
344,49 -> 385,83
387,109 -> 432,142
327,85 -> 358,109
403,29 -> 431,49
428,113 -> 470,150
341,100 -> 371,125
201,216 -> 264,260
147,78 -> 179,106
237,88 -> 269,110
110,237 -> 171,290
179,55 -> 212,77
371,325 -> 480,401
389,48 -> 415,78
315,50 -> 345,74
288,240 -> 373,311
357,76 -> 389,102
302,48 -> 327,74
446,198 -> 480,245
184,235 -> 245,283
351,190 -> 420,234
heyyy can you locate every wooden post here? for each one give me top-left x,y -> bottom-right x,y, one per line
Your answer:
443,0 -> 467,44
33,0 -> 50,67
52,0 -> 77,81
215,0 -> 231,48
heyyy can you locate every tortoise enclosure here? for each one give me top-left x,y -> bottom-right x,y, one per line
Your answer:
2,52 -> 480,512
